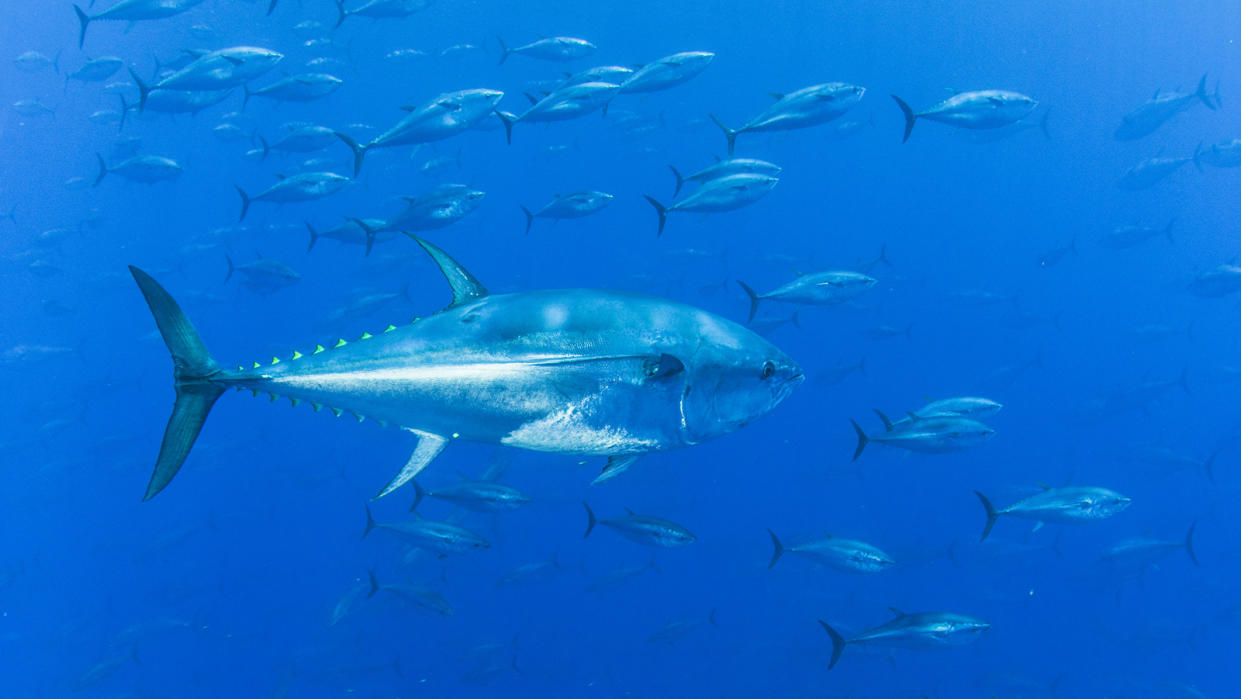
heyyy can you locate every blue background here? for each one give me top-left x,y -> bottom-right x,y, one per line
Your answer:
1,0 -> 1236,695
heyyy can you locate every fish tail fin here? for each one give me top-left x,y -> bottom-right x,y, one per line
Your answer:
128,266 -> 226,501
708,114 -> 737,155
1196,73 -> 1216,110
73,4 -> 90,49
223,253 -> 235,284
519,205 -> 534,235
1039,108 -> 1052,139
410,479 -> 425,512
790,311 -> 801,329
304,222 -> 319,252
849,418 -> 869,462
766,529 -> 785,569
365,569 -> 379,598
266,0 -> 277,15
876,242 -> 893,267
818,620 -> 846,670
974,490 -> 999,542
495,110 -> 515,145
668,165 -> 685,196
891,94 -> 917,143
347,217 -> 378,257
93,153 -> 107,187
334,132 -> 366,176
234,186 -> 250,222
642,195 -> 668,236
258,135 -> 269,162
1185,521 -> 1199,565
1212,78 -> 1222,108
708,608 -> 718,627
117,94 -> 129,132
362,504 -> 377,540
333,0 -> 347,28
1192,141 -> 1204,173
496,36 -> 510,65
242,84 -> 251,110
736,280 -> 760,323
127,66 -> 149,113
582,500 -> 597,538
53,49 -> 61,76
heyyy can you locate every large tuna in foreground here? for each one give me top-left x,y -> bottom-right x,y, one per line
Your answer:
130,238 -> 802,500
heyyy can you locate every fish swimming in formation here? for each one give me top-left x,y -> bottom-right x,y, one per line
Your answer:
336,89 -> 503,174
891,90 -> 1038,143
305,218 -> 390,252
497,36 -> 597,65
235,172 -> 352,221
74,0 -> 207,48
128,238 -> 801,500
737,271 -> 876,322
520,191 -> 614,234
619,51 -> 715,94
66,56 -> 123,84
1114,74 -> 1217,141
129,48 -> 283,111
582,502 -> 697,547
974,486 -> 1132,541
347,185 -> 486,254
644,173 -> 779,236
258,125 -> 339,160
710,83 -> 866,154
767,529 -> 895,573
14,50 -> 60,74
850,409 -> 995,461
818,609 -> 990,669
410,479 -> 531,513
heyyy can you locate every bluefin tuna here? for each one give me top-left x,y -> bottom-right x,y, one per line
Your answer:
850,410 -> 995,461
410,479 -> 530,513
497,36 -> 597,65
767,530 -> 895,573
495,82 -> 621,144
243,73 -> 342,107
619,51 -> 715,94
1099,219 -> 1175,249
737,271 -> 876,322
891,90 -> 1037,143
643,173 -> 779,236
1195,138 -> 1241,168
520,191 -> 614,234
582,502 -> 696,547
127,238 -> 801,500
1116,150 -> 1202,191
1102,523 -> 1198,567
974,487 -> 1131,541
710,83 -> 866,154
336,89 -> 503,174
66,56 -> 123,84
74,0 -> 207,48
305,218 -> 391,252
235,172 -> 352,221
94,154 -> 182,186
259,125 -> 339,159
819,610 -> 990,669
1187,264 -> 1241,298
1114,75 -> 1217,141
668,157 -> 782,197
361,504 -> 490,554
334,0 -> 431,27
130,48 -> 283,111
365,570 -> 453,616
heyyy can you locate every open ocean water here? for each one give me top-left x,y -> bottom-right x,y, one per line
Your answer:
2,1 -> 1239,696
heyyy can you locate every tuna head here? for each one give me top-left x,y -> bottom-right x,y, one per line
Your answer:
677,314 -> 803,443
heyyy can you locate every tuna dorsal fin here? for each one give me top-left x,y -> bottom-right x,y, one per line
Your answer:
873,409 -> 895,432
524,92 -> 539,105
274,173 -> 286,180
887,606 -> 907,618
823,531 -> 833,539
1152,88 -> 1160,99
769,92 -> 784,100
593,454 -> 640,486
399,105 -> 416,112
623,506 -> 636,516
1036,481 -> 1052,491
407,235 -> 488,309
905,411 -> 921,421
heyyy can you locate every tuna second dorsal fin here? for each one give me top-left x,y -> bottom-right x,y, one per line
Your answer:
407,234 -> 488,308
769,92 -> 785,100
887,606 -> 907,618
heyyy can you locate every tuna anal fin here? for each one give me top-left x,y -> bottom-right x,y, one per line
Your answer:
373,430 -> 449,499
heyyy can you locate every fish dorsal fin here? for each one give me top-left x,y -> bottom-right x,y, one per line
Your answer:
456,470 -> 469,481
592,454 -> 641,486
823,531 -> 833,539
712,154 -> 722,162
888,606 -> 907,618
436,100 -> 461,111
407,235 -> 488,309
873,409 -> 895,432
623,506 -> 636,516
905,411 -> 921,421
922,395 -> 935,402
274,173 -> 286,180
524,92 -> 539,105
1152,88 -> 1160,99
769,92 -> 785,100
399,105 -> 416,112
1036,482 -> 1052,491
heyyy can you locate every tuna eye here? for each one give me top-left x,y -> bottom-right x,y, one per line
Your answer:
760,361 -> 776,379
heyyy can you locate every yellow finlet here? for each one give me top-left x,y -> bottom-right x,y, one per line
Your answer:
291,350 -> 303,360
290,397 -> 301,407
330,407 -> 343,417
360,332 -> 372,340
252,361 -> 261,369
271,356 -> 280,365
267,393 -> 277,402
384,324 -> 396,332
311,402 -> 323,412
312,344 -> 325,355
334,338 -> 347,348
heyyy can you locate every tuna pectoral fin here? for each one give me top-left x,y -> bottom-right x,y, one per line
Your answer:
890,95 -> 917,143
591,455 -> 640,486
374,430 -> 449,499
129,266 -> 225,501
818,620 -> 847,670
974,491 -> 999,542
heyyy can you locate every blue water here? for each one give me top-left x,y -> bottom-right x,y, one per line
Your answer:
2,1 -> 1237,696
